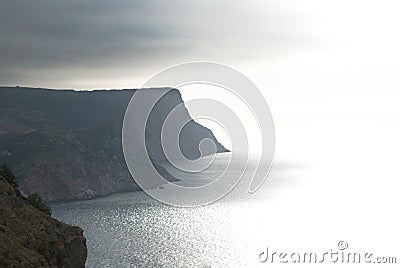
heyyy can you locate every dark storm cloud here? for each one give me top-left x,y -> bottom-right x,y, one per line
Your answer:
0,0 -> 314,87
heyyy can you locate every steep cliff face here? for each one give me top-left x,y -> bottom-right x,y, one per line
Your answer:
144,88 -> 227,161
0,87 -> 227,201
0,176 -> 87,267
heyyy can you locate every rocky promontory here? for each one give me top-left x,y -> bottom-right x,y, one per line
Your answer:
0,87 -> 228,202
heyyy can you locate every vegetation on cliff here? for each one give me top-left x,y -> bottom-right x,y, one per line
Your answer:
0,165 -> 87,267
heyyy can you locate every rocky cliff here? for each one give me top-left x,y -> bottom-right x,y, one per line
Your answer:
0,87 -> 228,201
0,174 -> 87,267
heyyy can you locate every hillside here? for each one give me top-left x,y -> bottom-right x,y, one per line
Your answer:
0,169 -> 87,267
0,87 -> 228,201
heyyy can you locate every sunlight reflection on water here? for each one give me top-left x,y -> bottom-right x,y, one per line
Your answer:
52,154 -> 286,267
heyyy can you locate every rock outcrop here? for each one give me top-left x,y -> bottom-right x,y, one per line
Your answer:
0,87 -> 228,201
0,175 -> 87,267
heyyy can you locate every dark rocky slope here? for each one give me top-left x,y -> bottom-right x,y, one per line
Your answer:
0,173 -> 87,267
0,87 -> 228,201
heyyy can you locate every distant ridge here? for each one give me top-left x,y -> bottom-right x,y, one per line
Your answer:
0,87 -> 228,201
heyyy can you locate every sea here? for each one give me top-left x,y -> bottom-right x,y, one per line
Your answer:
52,153 -> 284,267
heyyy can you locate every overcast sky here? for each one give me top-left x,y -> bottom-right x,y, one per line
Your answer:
2,0 -> 400,91
1,0 -> 400,88
0,0 -> 321,88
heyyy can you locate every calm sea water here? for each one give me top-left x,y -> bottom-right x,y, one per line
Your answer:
52,153 -> 309,267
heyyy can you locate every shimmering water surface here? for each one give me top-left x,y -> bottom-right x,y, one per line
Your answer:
52,154 -> 283,267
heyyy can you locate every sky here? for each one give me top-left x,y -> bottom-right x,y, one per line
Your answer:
1,0 -> 399,91
0,0 -> 316,88
2,0 -> 399,91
